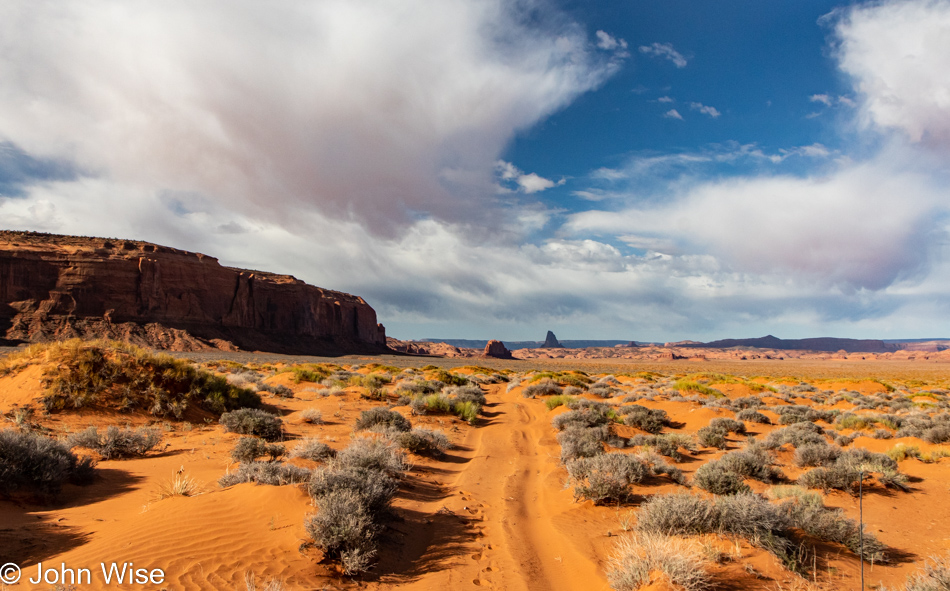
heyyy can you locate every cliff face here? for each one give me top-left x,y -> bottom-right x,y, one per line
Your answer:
0,231 -> 387,354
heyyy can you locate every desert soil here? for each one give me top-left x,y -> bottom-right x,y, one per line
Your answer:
2,351 -> 950,590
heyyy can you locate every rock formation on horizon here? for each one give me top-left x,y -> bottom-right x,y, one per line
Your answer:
679,334 -> 897,354
483,339 -> 513,359
542,330 -> 563,348
0,231 -> 387,355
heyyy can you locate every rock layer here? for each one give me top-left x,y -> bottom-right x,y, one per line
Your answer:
0,231 -> 386,354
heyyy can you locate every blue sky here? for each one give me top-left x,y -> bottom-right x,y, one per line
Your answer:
1,0 -> 949,342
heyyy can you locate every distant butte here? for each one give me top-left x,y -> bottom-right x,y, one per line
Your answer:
0,231 -> 387,355
542,330 -> 563,348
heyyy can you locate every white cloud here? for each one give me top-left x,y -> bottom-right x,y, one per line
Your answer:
638,42 -> 687,68
657,96 -> 674,103
0,0 -> 620,236
836,0 -> 950,147
663,109 -> 684,120
810,94 -> 833,106
595,30 -> 627,51
689,102 -> 721,118
495,160 -> 562,194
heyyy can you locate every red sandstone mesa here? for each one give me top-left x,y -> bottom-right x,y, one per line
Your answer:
0,231 -> 386,354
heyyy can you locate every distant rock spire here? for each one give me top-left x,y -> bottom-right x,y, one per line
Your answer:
542,330 -> 563,348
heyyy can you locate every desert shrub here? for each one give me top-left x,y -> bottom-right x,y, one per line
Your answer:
453,400 -> 481,424
220,408 -> 283,441
552,407 -> 611,431
231,437 -> 285,462
797,466 -> 861,492
881,553 -> 950,591
708,417 -> 746,435
887,443 -> 922,462
431,369 -> 468,387
788,502 -> 887,562
619,405 -> 668,434
718,443 -> 781,481
390,428 -> 451,456
696,426 -> 729,449
260,383 -> 294,398
694,461 -> 751,495
764,422 -> 827,449
219,461 -> 310,487
334,437 -> 407,475
545,395 -> 577,410
636,492 -> 721,536
36,340 -> 260,417
355,408 -> 412,432
290,438 -> 336,462
628,433 -> 695,461
672,380 -> 723,397
447,384 -> 487,406
558,425 -> 609,463
522,379 -> 563,398
0,429 -> 96,496
589,384 -> 620,398
835,434 -> 857,447
409,393 -> 450,415
736,409 -> 770,424
304,436 -> 407,573
565,453 -> 649,503
767,485 -> 823,508
305,489 -> 378,574
793,443 -> 842,468
607,533 -> 712,591
66,425 -> 162,459
923,425 -> 950,444
301,408 -> 323,424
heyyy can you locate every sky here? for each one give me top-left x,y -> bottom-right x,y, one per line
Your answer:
1,0 -> 949,343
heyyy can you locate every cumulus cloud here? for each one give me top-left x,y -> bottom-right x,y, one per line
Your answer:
495,160 -> 562,194
836,0 -> 950,147
663,109 -> 684,120
689,102 -> 721,118
639,42 -> 688,68
0,0 -> 622,235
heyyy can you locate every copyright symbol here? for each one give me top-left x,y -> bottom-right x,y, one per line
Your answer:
0,563 -> 21,584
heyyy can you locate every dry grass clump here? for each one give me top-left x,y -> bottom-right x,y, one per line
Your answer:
305,437 -> 407,574
607,533 -> 712,591
552,406 -> 612,431
797,448 -> 907,492
0,428 -> 96,496
66,425 -> 162,459
558,425 -> 610,463
764,422 -> 828,449
696,417 -> 745,450
219,408 -> 283,441
19,339 -> 260,417
736,408 -> 771,424
154,473 -> 203,499
300,408 -> 323,424
244,572 -> 286,591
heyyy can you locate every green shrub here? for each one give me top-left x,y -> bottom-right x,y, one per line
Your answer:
0,429 -> 96,496
66,425 -> 162,459
37,339 -> 260,417
453,400 -> 480,424
220,408 -> 283,441
546,395 -> 577,410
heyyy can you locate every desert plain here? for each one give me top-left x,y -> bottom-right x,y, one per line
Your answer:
2,342 -> 950,591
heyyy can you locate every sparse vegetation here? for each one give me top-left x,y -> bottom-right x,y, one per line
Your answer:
607,533 -> 712,591
66,425 -> 162,459
231,437 -> 285,462
220,408 -> 283,441
23,340 -> 261,417
0,429 -> 96,496
290,438 -> 336,462
219,461 -> 311,487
